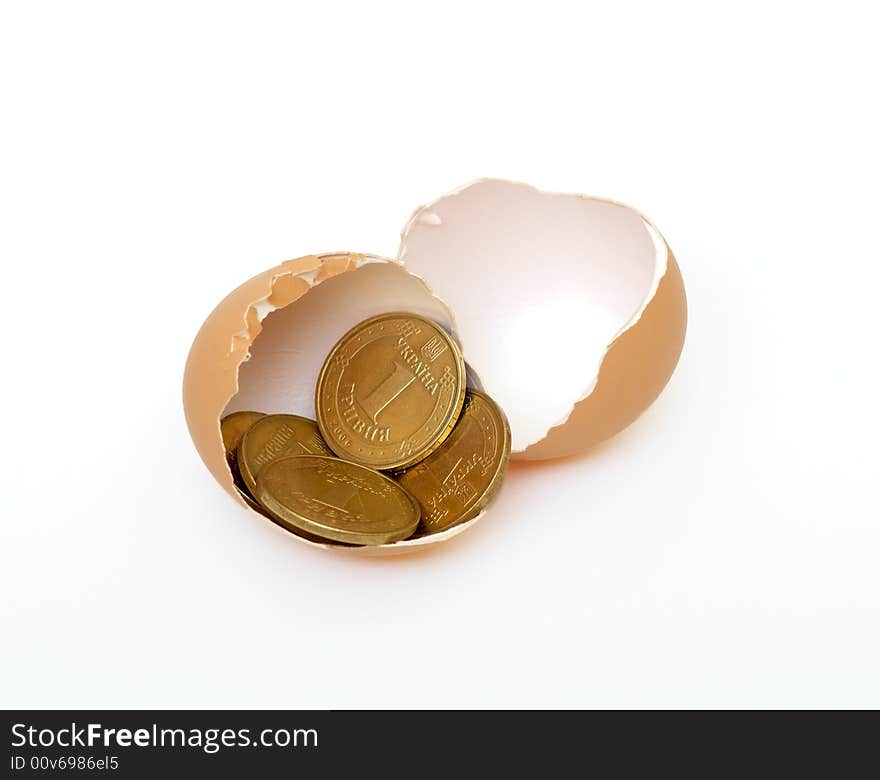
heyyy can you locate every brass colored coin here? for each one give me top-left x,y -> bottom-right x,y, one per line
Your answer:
395,390 -> 511,535
221,410 -> 267,500
255,455 -> 420,545
221,411 -> 266,468
316,313 -> 466,471
237,483 -> 354,547
237,414 -> 332,496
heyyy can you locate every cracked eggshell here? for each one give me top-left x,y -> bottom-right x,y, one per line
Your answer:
183,252 -> 479,555
398,179 -> 687,460
184,182 -> 686,556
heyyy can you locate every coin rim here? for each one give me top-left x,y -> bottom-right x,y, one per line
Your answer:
254,455 -> 422,546
397,388 -> 512,535
315,312 -> 467,471
220,410 -> 266,464
237,413 -> 330,497
233,481 -> 356,547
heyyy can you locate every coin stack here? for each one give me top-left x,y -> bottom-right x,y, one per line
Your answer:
220,313 -> 511,546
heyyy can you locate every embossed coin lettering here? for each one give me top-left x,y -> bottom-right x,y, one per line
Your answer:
395,390 -> 511,534
255,455 -> 420,545
237,414 -> 332,496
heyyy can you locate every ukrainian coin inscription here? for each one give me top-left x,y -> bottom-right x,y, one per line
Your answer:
255,455 -> 421,545
237,414 -> 332,496
396,390 -> 511,534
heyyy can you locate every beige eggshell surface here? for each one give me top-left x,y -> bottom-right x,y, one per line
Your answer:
398,179 -> 687,460
184,252 -> 371,499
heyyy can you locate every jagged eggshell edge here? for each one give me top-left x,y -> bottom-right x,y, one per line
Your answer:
182,252 -> 486,555
397,179 -> 688,461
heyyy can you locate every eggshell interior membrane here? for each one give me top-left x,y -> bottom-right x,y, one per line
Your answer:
184,252 -> 487,554
398,179 -> 687,459
224,262 -> 455,420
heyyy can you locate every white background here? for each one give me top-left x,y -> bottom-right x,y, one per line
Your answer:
1,1 -> 878,708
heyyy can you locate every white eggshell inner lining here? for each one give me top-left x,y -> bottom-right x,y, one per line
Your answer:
398,180 -> 667,452
224,261 -> 457,419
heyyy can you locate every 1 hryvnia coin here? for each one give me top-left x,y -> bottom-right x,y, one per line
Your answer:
316,313 -> 466,471
255,455 -> 420,545
237,414 -> 332,496
395,390 -> 511,534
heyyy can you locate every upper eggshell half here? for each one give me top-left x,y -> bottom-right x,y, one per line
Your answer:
398,179 -> 687,460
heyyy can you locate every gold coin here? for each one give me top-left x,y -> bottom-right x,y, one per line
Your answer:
395,390 -> 511,535
316,313 -> 466,470
221,411 -> 266,468
255,455 -> 420,545
237,414 -> 332,496
221,410 -> 266,500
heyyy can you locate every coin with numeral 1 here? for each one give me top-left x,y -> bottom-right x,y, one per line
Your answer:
315,313 -> 466,471
255,455 -> 421,545
395,390 -> 511,535
237,414 -> 333,496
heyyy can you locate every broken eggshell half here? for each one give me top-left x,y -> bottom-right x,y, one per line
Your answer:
398,179 -> 687,460
182,253 -> 483,555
